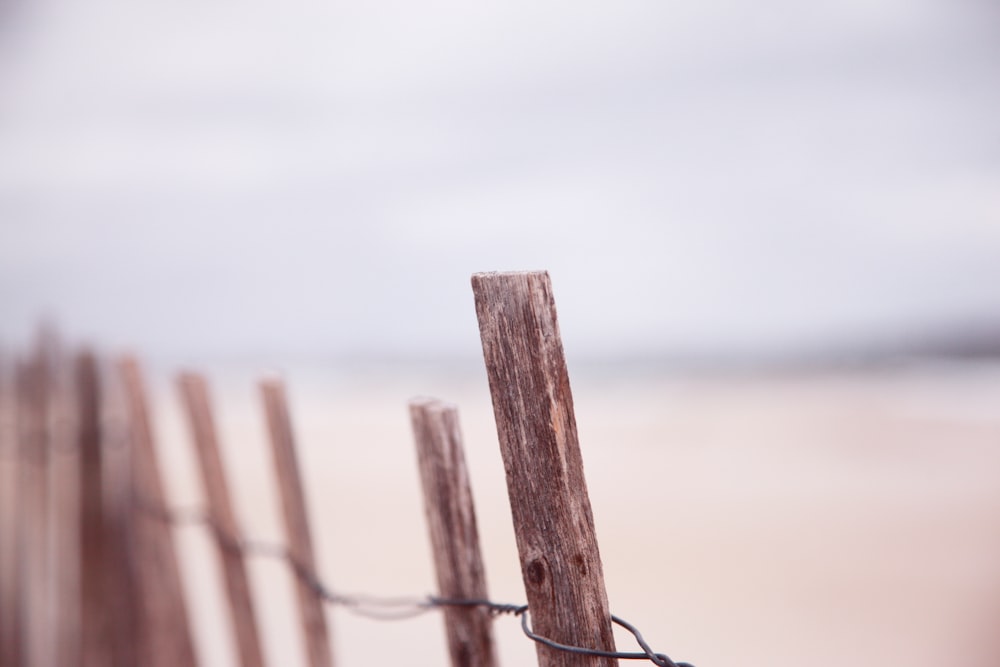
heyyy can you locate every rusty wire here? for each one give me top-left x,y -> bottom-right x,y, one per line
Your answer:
0,420 -> 696,665
137,497 -> 696,666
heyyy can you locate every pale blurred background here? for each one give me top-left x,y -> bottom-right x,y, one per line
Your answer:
2,0 -> 1000,666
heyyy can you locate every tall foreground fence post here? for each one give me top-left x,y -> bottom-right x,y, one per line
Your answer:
120,357 -> 199,667
409,398 -> 499,667
260,379 -> 334,667
178,373 -> 266,667
472,271 -> 619,667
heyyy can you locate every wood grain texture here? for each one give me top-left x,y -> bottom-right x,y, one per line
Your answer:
178,372 -> 266,667
472,271 -> 618,667
409,398 -> 499,667
120,357 -> 199,667
260,379 -> 334,667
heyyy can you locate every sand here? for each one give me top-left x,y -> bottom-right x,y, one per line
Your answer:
143,361 -> 1000,667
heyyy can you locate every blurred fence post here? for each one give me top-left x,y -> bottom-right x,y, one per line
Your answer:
20,346 -> 55,667
76,350 -> 115,667
409,397 -> 499,667
260,379 -> 334,667
88,350 -> 139,667
50,355 -> 79,667
178,372 -> 266,667
120,357 -> 199,667
0,354 -> 24,667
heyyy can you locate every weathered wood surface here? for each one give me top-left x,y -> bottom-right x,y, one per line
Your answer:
260,379 -> 334,667
178,372 -> 266,667
472,271 -> 618,667
120,357 -> 199,667
409,398 -> 498,667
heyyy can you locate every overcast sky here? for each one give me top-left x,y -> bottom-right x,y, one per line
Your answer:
1,0 -> 999,364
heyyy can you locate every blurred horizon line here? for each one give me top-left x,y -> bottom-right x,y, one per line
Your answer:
3,317 -> 1000,377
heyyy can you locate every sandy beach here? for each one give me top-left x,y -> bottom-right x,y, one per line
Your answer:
142,361 -> 1000,667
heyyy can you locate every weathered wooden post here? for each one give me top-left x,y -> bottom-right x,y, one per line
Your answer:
472,271 -> 618,667
120,357 -> 199,667
178,372 -> 266,667
260,379 -> 334,667
409,397 -> 499,667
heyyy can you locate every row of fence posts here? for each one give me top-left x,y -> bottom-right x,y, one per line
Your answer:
0,271 -> 627,667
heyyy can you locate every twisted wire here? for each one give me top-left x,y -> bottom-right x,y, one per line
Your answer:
0,404 -> 696,665
136,497 -> 695,666
0,420 -> 697,666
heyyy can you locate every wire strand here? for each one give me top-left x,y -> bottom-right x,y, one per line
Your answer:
134,496 -> 696,666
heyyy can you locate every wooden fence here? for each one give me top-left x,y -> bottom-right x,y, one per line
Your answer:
0,271 -> 688,667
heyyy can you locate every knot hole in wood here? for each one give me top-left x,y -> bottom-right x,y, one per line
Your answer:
525,556 -> 548,587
